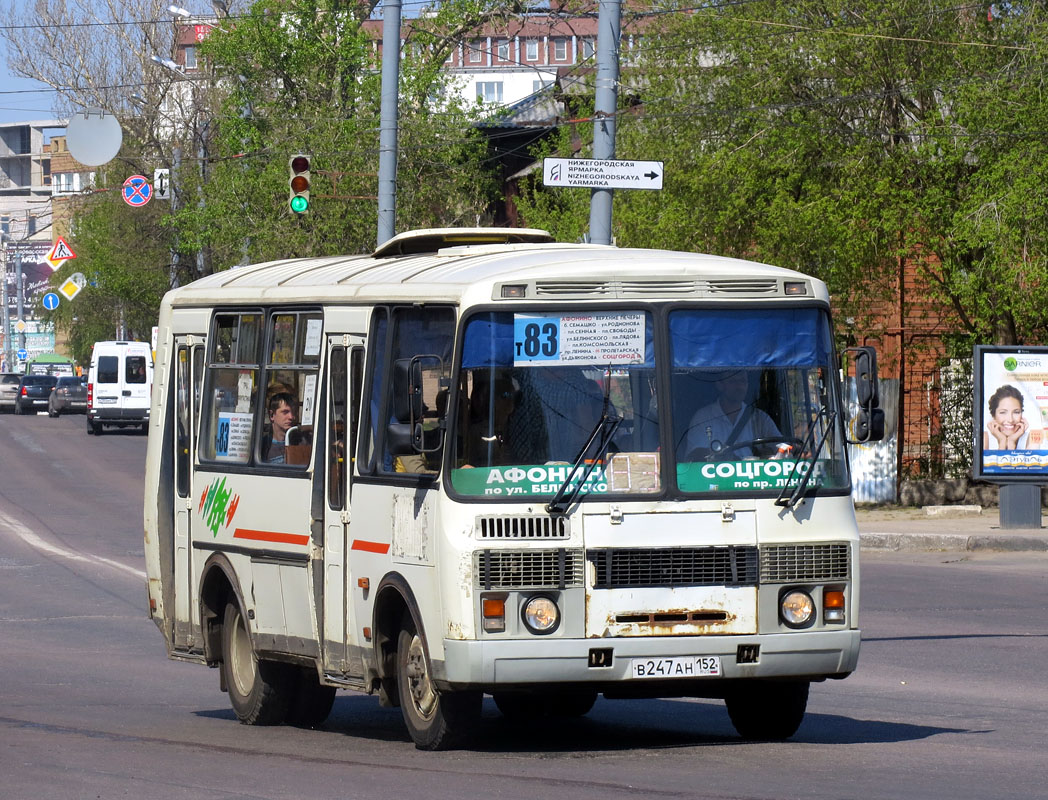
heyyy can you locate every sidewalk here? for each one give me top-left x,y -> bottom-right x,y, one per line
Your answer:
856,505 -> 1048,552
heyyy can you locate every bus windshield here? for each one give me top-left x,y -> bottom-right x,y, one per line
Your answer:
449,307 -> 849,499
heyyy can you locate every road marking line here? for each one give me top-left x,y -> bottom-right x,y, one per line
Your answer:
0,511 -> 146,580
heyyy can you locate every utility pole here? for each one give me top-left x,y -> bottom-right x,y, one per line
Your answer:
1,239 -> 10,371
588,0 -> 623,246
15,248 -> 25,355
377,0 -> 402,247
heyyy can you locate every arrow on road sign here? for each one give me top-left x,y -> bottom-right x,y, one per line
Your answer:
154,168 -> 171,200
42,292 -> 60,311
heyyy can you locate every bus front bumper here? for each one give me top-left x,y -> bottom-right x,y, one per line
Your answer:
432,629 -> 860,691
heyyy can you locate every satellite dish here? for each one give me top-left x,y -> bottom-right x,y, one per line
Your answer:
66,108 -> 123,166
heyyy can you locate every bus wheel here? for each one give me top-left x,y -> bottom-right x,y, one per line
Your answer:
493,692 -> 541,720
549,689 -> 597,717
220,601 -> 290,725
396,615 -> 480,750
285,666 -> 336,728
724,680 -> 809,740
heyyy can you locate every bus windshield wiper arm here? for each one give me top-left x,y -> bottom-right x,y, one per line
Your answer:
546,405 -> 622,515
775,408 -> 837,510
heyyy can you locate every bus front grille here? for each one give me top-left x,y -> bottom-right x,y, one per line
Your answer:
588,546 -> 759,589
475,548 -> 584,589
476,515 -> 569,540
759,544 -> 850,583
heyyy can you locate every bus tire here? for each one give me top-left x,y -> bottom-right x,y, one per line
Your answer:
396,615 -> 480,750
493,692 -> 541,720
724,680 -> 809,741
285,666 -> 336,728
220,601 -> 290,725
549,689 -> 597,717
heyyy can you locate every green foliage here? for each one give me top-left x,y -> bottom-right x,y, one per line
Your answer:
191,0 -> 498,266
516,1 -> 1048,347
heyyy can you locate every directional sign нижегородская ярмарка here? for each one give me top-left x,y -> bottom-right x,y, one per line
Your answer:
543,158 -> 664,190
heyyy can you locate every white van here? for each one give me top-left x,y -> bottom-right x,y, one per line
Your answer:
86,341 -> 153,435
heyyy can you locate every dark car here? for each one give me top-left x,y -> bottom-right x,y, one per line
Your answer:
0,372 -> 21,413
14,374 -> 58,415
48,375 -> 88,416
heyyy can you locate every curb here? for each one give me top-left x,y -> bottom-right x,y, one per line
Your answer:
861,532 -> 1048,552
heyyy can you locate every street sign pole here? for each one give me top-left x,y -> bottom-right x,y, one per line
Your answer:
15,247 -> 24,354
0,240 -> 10,371
589,0 -> 623,246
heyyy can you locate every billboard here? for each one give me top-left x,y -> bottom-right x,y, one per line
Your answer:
973,345 -> 1048,481
3,241 -> 53,318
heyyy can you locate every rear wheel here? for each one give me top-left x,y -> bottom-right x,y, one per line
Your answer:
13,401 -> 22,415
397,615 -> 480,750
220,601 -> 291,725
48,399 -> 59,418
285,666 -> 336,728
724,680 -> 809,741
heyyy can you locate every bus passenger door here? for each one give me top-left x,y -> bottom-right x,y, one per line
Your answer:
322,337 -> 364,677
173,336 -> 205,649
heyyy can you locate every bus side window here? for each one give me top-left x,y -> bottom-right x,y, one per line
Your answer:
379,306 -> 455,476
256,311 -> 323,468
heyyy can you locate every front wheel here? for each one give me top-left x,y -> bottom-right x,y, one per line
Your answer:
724,680 -> 809,740
397,615 -> 480,750
220,601 -> 290,725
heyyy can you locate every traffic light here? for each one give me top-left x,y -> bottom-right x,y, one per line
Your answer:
288,154 -> 311,214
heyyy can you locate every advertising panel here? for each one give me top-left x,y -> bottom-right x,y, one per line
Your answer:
973,345 -> 1048,481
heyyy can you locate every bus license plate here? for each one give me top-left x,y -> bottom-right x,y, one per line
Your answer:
631,656 -> 721,678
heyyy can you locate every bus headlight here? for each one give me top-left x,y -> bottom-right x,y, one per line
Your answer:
522,595 -> 560,635
780,589 -> 815,628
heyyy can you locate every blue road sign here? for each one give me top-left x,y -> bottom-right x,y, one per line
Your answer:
122,174 -> 153,207
16,349 -> 28,361
42,292 -> 60,311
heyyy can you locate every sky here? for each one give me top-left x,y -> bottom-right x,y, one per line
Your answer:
0,67 -> 58,126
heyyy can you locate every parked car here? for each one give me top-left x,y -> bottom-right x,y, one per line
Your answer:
14,374 -> 58,415
48,375 -> 88,416
0,373 -> 21,413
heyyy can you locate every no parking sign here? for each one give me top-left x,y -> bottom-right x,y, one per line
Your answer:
122,175 -> 153,207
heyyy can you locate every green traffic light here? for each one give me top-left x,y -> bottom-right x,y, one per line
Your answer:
290,195 -> 309,213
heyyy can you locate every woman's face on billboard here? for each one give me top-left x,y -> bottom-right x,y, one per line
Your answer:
993,396 -> 1024,433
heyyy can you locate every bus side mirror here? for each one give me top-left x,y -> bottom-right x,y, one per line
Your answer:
844,346 -> 884,443
849,346 -> 879,407
391,358 -> 423,424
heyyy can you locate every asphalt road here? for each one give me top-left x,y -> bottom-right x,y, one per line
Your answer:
1,411 -> 1046,799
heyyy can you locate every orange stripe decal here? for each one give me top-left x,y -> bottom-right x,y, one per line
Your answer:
233,528 -> 310,546
351,539 -> 390,554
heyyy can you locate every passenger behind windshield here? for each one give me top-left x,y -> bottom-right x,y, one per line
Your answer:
681,370 -> 784,460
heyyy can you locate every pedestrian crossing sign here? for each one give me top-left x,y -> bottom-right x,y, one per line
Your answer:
46,237 -> 77,271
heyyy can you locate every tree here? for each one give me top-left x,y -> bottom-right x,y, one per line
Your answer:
515,1 -> 1048,349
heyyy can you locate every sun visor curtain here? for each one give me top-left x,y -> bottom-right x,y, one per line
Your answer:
669,308 -> 831,367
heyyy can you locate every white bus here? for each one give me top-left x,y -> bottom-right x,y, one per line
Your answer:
144,228 -> 883,749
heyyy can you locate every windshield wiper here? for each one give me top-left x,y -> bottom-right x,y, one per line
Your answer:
775,408 -> 837,510
546,380 -> 622,515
